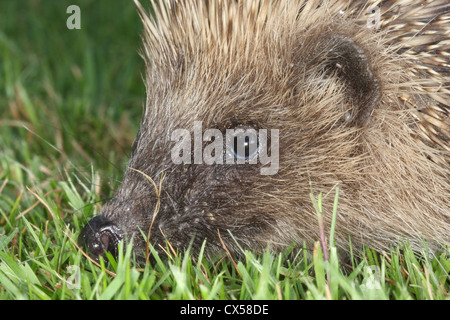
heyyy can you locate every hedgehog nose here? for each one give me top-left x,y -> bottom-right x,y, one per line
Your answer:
78,215 -> 124,262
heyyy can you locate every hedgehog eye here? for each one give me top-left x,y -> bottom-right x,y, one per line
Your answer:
233,133 -> 259,160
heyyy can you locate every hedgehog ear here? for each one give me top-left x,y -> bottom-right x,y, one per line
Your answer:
324,35 -> 381,126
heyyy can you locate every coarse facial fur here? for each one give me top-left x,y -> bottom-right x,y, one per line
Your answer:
79,0 -> 450,264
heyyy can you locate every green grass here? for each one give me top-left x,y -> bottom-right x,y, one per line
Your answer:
0,0 -> 449,300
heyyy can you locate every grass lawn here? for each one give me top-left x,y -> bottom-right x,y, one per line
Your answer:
0,0 -> 449,300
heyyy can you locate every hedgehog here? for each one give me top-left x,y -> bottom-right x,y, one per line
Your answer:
78,0 -> 450,264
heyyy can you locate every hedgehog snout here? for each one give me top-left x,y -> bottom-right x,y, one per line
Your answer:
78,215 -> 124,262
